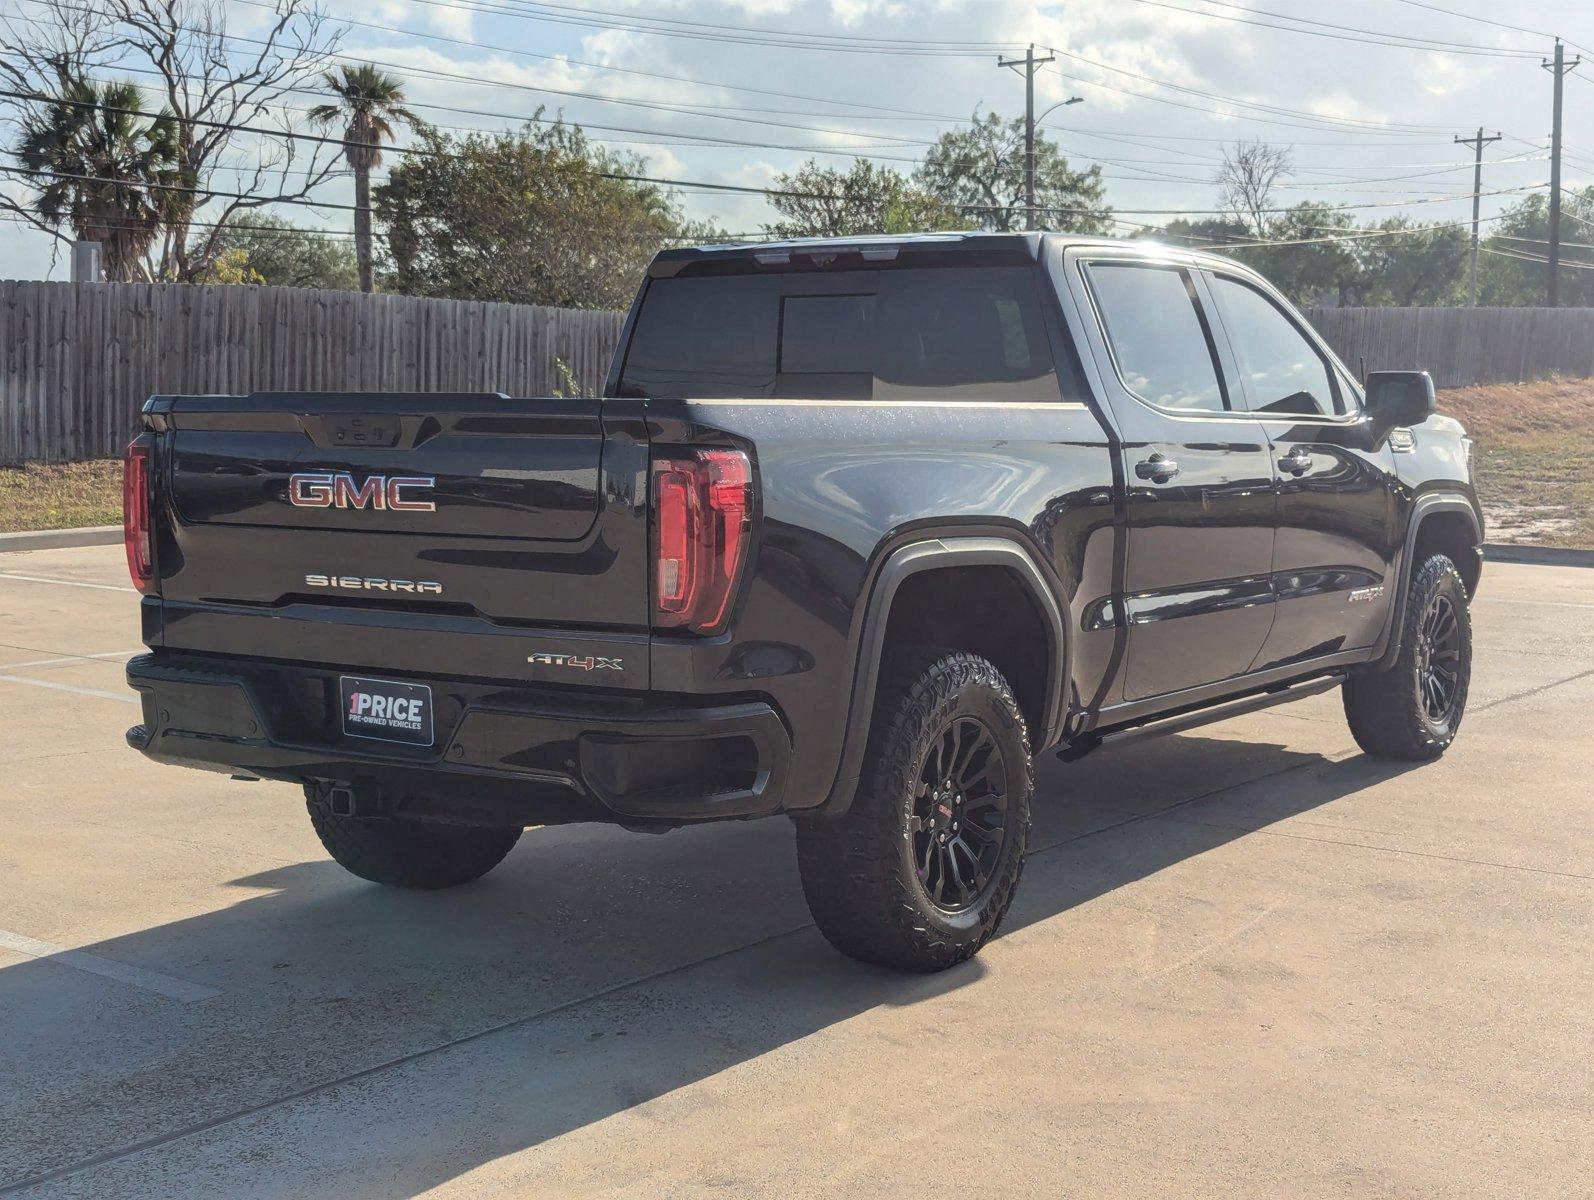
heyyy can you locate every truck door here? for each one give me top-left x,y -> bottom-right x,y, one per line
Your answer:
1201,271 -> 1400,668
1067,253 -> 1278,702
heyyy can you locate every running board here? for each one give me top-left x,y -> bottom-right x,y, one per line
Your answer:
1056,673 -> 1346,763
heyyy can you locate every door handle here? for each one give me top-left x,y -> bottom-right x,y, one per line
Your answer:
1277,447 -> 1313,476
1134,453 -> 1180,482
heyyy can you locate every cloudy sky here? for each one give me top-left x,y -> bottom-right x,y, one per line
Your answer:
3,0 -> 1593,277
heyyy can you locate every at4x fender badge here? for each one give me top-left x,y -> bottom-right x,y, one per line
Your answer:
1348,585 -> 1385,604
527,652 -> 624,672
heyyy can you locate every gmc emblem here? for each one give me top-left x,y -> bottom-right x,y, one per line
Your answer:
288,471 -> 436,512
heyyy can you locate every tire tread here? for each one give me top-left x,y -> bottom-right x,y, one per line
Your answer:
795,650 -> 1032,972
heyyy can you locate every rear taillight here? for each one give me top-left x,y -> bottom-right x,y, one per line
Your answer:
652,448 -> 752,634
123,439 -> 153,594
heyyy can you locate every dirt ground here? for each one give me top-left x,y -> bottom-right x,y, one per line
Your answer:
1438,378 -> 1594,548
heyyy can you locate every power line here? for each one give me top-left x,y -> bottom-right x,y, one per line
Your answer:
225,0 -> 971,126
1203,214 -> 1495,250
1377,0 -> 1557,41
0,209 -> 763,244
1123,0 -> 1541,58
1041,44 -> 1457,134
9,0 -> 947,147
1482,244 -> 1594,270
13,81 -> 1522,206
365,0 -> 1018,57
1039,60 -> 1447,137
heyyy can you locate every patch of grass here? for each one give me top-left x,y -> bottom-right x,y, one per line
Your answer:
1438,378 -> 1594,550
0,459 -> 123,533
1469,437 -> 1594,549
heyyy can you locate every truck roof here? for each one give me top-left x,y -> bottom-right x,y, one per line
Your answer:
648,231 -> 1237,277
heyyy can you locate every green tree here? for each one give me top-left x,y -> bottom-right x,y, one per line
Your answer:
763,158 -> 970,238
11,78 -> 182,281
1346,218 -> 1468,307
1207,203 -> 1356,306
1146,208 -> 1470,308
196,215 -> 358,290
375,119 -> 695,309
916,110 -> 1110,233
309,64 -> 417,294
1477,189 -> 1594,306
1133,216 -> 1249,251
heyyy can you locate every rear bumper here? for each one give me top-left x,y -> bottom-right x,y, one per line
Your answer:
125,653 -> 792,826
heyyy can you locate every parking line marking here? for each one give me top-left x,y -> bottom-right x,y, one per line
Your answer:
0,673 -> 138,704
0,571 -> 138,594
0,928 -> 220,1002
0,649 -> 142,671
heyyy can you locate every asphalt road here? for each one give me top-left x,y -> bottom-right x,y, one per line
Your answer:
0,546 -> 1589,1199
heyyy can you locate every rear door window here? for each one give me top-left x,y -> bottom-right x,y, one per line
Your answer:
1084,261 -> 1232,413
618,266 -> 1061,401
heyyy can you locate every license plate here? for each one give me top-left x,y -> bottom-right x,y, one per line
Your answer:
340,676 -> 434,746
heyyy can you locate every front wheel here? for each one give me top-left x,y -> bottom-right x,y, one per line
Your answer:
1342,552 -> 1472,761
795,650 -> 1032,972
305,783 -> 522,889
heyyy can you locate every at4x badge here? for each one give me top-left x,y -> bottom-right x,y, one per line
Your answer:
527,652 -> 624,672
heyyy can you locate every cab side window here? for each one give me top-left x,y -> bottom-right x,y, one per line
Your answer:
1209,275 -> 1344,417
1085,262 -> 1232,413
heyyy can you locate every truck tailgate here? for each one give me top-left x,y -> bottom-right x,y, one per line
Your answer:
147,392 -> 650,679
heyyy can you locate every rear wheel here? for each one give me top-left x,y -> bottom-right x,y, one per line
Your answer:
795,650 -> 1032,972
305,782 -> 521,889
1342,552 -> 1472,761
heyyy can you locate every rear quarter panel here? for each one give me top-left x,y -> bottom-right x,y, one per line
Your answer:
645,398 -> 1119,811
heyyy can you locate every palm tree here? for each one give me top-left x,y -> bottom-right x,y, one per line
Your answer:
309,65 -> 415,293
15,79 -> 182,282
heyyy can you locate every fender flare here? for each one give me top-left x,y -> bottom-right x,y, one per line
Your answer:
1372,494 -> 1483,670
817,536 -> 1069,815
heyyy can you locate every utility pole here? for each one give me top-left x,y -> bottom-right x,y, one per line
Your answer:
998,44 -> 1055,230
1543,38 -> 1581,306
1454,127 -> 1502,307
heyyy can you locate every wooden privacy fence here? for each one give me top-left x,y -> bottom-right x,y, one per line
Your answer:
5,283 -> 1594,464
0,282 -> 626,465
1302,306 -> 1594,390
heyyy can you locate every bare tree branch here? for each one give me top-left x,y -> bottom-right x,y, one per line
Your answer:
1,0 -> 344,280
1216,139 -> 1294,239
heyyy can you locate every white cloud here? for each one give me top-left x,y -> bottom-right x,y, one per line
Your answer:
368,0 -> 475,43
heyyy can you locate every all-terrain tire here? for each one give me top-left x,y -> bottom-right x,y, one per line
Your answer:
1342,552 -> 1472,761
305,783 -> 522,889
795,650 -> 1032,972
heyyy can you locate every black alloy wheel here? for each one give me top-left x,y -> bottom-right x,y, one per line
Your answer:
910,716 -> 1011,913
1342,551 -> 1471,761
794,649 -> 1032,972
1414,591 -> 1464,726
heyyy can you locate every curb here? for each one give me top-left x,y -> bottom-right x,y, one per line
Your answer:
1484,543 -> 1594,568
0,525 -> 121,553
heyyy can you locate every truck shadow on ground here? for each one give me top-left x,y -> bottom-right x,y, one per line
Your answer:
3,727 -> 1421,1196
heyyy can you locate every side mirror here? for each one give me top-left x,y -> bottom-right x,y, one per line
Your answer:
1363,370 -> 1435,427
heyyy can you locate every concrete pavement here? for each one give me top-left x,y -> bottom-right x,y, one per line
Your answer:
0,546 -> 1589,1198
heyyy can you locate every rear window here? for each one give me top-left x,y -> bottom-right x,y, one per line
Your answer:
617,266 -> 1062,401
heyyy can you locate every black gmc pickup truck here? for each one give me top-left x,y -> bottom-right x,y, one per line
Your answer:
124,233 -> 1481,971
